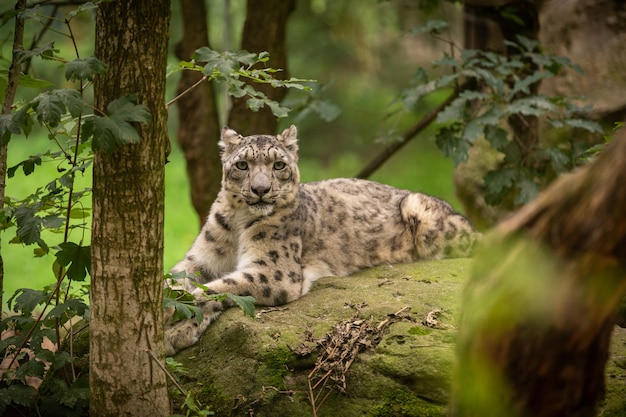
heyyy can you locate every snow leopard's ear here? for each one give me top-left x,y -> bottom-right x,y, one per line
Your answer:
219,126 -> 244,155
277,125 -> 298,155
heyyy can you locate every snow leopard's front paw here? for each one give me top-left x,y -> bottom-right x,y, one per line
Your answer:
165,319 -> 199,356
164,307 -> 222,356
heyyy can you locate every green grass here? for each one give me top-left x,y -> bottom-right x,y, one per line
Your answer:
2,131 -> 456,311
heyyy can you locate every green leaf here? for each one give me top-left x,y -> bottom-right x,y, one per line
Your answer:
0,114 -> 21,145
411,19 -> 449,35
484,126 -> 509,150
108,94 -> 151,123
436,97 -> 468,124
435,124 -> 462,158
15,358 -> 46,381
515,175 -> 539,204
246,97 -> 265,112
463,119 -> 484,142
546,147 -> 570,173
163,295 -> 204,324
30,90 -> 84,126
510,70 -> 549,97
14,42 -> 58,63
83,94 -> 151,152
55,242 -> 91,281
14,206 -> 42,245
233,50 -> 260,66
18,73 -> 55,89
30,92 -> 65,127
8,154 -> 43,177
506,96 -> 556,117
65,1 -> 99,19
54,89 -> 85,117
227,293 -> 255,317
266,100 -> 290,118
564,118 -> 603,133
0,385 -> 36,413
484,167 -> 516,197
65,57 -> 108,82
45,298 -> 88,321
10,288 -> 46,315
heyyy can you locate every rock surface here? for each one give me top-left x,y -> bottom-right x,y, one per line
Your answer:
173,258 -> 626,417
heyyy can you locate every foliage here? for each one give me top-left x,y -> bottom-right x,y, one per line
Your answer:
394,28 -> 604,208
164,271 -> 256,325
168,48 -> 314,118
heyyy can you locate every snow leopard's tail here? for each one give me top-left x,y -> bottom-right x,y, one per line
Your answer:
400,193 -> 480,259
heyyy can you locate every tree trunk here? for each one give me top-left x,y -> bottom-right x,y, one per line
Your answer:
451,128 -> 626,417
89,1 -> 171,416
226,0 -> 296,135
174,0 -> 221,227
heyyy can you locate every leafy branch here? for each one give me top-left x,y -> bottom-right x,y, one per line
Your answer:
166,48 -> 315,118
365,29 -> 603,212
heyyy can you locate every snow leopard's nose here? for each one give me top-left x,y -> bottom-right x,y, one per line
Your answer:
251,184 -> 271,197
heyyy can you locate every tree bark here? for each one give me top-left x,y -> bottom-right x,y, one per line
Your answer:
89,1 -> 170,415
174,0 -> 221,227
226,0 -> 296,135
451,128 -> 626,417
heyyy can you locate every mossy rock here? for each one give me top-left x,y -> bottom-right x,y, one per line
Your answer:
173,258 -> 626,416
173,259 -> 466,416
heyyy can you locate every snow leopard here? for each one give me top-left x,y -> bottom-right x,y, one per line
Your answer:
165,125 -> 479,355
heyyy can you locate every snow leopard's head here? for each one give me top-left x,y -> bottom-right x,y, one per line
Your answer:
219,125 -> 300,216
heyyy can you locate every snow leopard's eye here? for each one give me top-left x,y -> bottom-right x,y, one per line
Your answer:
235,161 -> 248,170
273,161 -> 286,170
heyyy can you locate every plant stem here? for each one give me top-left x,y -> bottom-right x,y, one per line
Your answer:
165,75 -> 207,109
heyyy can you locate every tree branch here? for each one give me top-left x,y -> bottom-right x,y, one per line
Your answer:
356,86 -> 463,179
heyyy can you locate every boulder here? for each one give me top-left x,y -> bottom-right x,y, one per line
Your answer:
173,258 -> 626,417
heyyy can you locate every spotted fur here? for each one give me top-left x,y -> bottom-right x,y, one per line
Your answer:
165,125 -> 479,355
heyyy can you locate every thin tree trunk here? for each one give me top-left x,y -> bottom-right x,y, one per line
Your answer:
0,0 -> 26,309
451,128 -> 626,417
174,0 -> 221,227
89,1 -> 171,415
226,0 -> 297,135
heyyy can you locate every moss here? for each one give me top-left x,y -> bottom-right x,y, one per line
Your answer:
258,345 -> 298,389
407,326 -> 432,336
189,380 -> 231,415
369,388 -> 445,417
